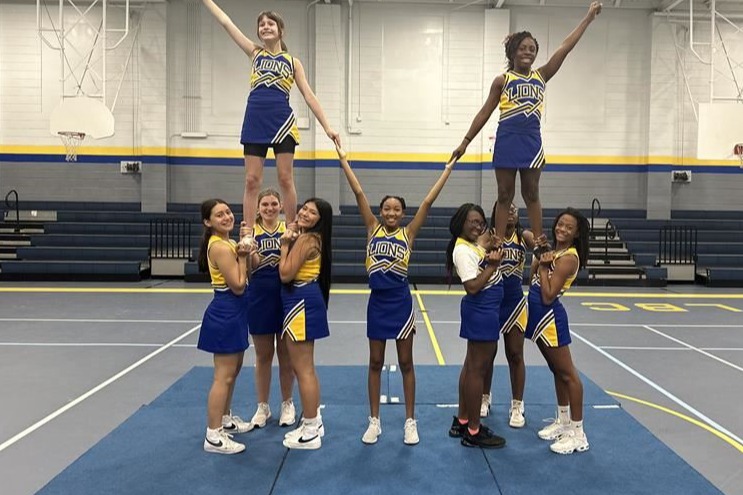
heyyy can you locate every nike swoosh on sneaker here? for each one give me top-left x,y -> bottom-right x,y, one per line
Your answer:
222,423 -> 236,430
206,438 -> 223,447
298,435 -> 318,444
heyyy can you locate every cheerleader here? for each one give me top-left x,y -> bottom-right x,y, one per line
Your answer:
446,204 -> 506,449
450,2 -> 602,254
481,204 -> 534,428
201,1 -> 340,245
197,199 -> 253,455
243,189 -> 296,429
525,208 -> 590,454
336,146 -> 456,445
278,199 -> 333,450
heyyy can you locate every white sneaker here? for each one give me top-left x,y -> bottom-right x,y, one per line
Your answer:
203,429 -> 246,455
403,418 -> 419,445
284,418 -> 325,440
362,417 -> 382,444
480,393 -> 491,418
251,402 -> 271,428
538,419 -> 570,440
550,429 -> 589,454
282,423 -> 322,450
222,411 -> 254,434
279,399 -> 296,427
508,401 -> 525,428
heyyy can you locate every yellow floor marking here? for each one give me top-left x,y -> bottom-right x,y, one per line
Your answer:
1,287 -> 742,299
413,292 -> 445,365
606,390 -> 743,455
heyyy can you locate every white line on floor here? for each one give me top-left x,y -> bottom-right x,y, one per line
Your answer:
0,323 -> 202,454
600,346 -> 743,352
642,325 -> 743,374
428,321 -> 743,328
0,318 -> 200,324
572,330 -> 743,446
600,346 -> 690,351
0,342 -> 199,348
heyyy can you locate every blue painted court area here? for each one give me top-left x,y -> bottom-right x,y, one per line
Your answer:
37,366 -> 721,495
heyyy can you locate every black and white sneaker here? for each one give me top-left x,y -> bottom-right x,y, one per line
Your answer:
282,425 -> 322,450
203,429 -> 246,455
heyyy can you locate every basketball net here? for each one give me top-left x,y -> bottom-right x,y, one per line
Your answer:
58,131 -> 86,162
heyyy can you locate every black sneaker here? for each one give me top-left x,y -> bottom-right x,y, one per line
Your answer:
448,416 -> 466,438
461,425 -> 506,449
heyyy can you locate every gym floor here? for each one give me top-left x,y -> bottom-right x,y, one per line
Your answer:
0,282 -> 741,495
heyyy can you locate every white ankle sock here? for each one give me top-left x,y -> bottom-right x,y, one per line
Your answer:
557,405 -> 570,424
572,420 -> 584,435
206,427 -> 221,441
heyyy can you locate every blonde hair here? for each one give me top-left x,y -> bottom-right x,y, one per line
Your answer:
256,188 -> 282,225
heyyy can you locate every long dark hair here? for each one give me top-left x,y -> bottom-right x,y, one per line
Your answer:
303,198 -> 333,307
490,202 -> 523,245
197,198 -> 228,273
257,11 -> 288,51
504,31 -> 539,71
552,207 -> 589,270
445,203 -> 486,282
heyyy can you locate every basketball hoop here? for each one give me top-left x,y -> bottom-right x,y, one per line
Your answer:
58,131 -> 86,162
735,143 -> 743,169
49,96 -> 114,162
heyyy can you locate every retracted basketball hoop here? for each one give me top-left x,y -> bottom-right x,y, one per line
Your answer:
49,97 -> 115,161
734,143 -> 743,169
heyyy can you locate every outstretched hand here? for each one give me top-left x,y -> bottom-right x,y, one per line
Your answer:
450,142 -> 468,163
327,129 -> 342,148
587,1 -> 602,20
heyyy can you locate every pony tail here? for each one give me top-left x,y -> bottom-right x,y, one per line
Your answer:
281,40 -> 288,51
445,236 -> 457,286
198,227 -> 212,273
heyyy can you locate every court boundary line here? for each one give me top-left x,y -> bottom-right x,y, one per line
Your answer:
429,321 -> 743,328
0,323 -> 201,453
606,391 -> 743,455
413,291 -> 446,365
571,330 -> 743,446
642,325 -> 743,374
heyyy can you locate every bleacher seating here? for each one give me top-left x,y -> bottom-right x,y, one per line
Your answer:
2,201 -> 742,286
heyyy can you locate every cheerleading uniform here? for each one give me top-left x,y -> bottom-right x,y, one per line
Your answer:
281,250 -> 330,342
365,224 -> 415,340
453,238 -> 504,342
247,221 -> 285,335
241,49 -> 300,154
198,236 -> 250,354
524,247 -> 579,347
492,70 -> 546,169
499,231 -> 528,334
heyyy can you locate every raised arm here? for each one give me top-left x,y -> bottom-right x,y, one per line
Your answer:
406,159 -> 457,240
537,1 -> 602,82
201,0 -> 259,57
450,74 -> 505,161
336,146 -> 377,234
294,58 -> 341,146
